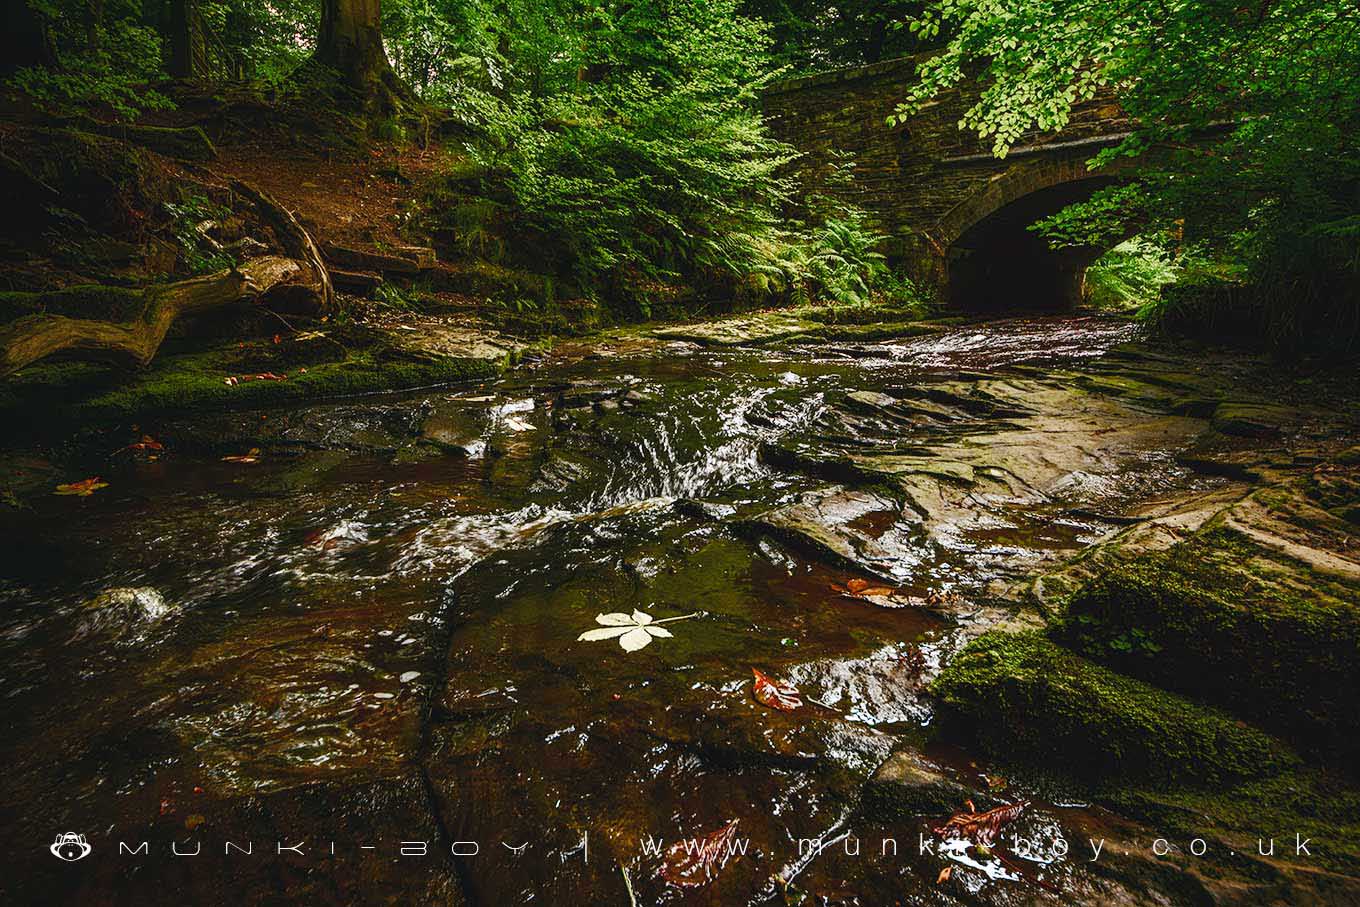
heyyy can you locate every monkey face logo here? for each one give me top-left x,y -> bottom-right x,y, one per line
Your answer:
50,833 -> 92,862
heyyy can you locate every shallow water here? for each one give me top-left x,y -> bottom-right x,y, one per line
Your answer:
1,316 -> 1224,904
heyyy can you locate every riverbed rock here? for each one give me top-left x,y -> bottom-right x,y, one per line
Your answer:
419,402 -> 489,456
73,586 -> 176,641
737,486 -> 914,581
14,770 -> 465,907
650,311 -> 815,345
1210,399 -> 1305,436
860,749 -> 979,818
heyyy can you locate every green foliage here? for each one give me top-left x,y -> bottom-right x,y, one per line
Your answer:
1083,237 -> 1182,311
374,281 -> 421,311
164,193 -> 236,275
399,0 -> 813,309
8,0 -> 172,118
897,0 -> 1360,352
739,0 -> 932,72
751,213 -> 922,310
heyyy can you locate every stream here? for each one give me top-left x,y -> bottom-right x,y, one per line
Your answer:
1,316 -> 1243,904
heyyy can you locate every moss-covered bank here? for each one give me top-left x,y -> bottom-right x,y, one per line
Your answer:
933,630 -> 1296,786
1056,525 -> 1360,758
0,328 -> 510,429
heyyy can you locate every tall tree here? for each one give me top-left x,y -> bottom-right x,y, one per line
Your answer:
309,0 -> 413,112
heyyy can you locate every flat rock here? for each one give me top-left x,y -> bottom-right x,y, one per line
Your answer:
737,486 -> 915,580
651,312 -> 814,345
860,749 -> 979,818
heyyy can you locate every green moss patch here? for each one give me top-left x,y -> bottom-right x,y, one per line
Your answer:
0,342 -> 503,426
933,630 -> 1297,786
1105,769 -> 1360,876
0,285 -> 150,323
1056,528 -> 1360,757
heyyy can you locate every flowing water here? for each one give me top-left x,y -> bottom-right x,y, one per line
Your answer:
1,316 -> 1229,904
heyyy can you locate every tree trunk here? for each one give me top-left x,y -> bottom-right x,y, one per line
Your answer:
2,2 -> 57,75
309,0 -> 413,114
167,0 -> 196,79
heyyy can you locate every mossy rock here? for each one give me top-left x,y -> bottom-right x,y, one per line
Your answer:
1210,400 -> 1303,436
3,128 -> 168,236
859,750 -> 979,820
933,630 -> 1297,786
1056,529 -> 1360,757
1103,769 -> 1360,876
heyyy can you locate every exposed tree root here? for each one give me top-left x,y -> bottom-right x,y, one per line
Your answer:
0,179 -> 334,377
230,179 -> 335,313
0,257 -> 307,377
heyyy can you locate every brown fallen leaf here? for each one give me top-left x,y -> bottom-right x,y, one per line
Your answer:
926,589 -> 964,609
222,448 -> 263,464
751,667 -> 803,711
185,814 -> 206,831
54,477 -> 109,496
936,865 -> 952,884
661,819 -> 742,888
934,800 -> 1029,848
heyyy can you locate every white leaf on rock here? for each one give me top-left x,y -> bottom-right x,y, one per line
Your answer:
578,626 -> 631,641
575,608 -> 698,652
619,627 -> 655,652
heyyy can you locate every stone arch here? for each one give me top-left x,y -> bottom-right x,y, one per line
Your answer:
929,154 -> 1133,310
928,155 -> 1119,252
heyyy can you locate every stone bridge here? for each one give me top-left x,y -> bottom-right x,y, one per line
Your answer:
762,56 -> 1133,309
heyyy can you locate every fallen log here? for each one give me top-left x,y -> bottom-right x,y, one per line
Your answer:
323,241 -> 432,275
331,267 -> 384,294
0,256 -> 306,377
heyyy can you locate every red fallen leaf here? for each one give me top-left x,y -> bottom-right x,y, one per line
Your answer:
159,797 -> 174,816
273,334 -> 281,344
831,578 -> 916,608
751,667 -> 803,711
936,866 -> 952,884
54,477 -> 108,496
116,434 -> 164,454
934,800 -> 1029,848
661,819 -> 742,888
